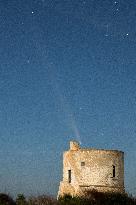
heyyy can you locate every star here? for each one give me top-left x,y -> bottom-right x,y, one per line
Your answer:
126,33 -> 129,36
114,1 -> 117,4
32,11 -> 34,14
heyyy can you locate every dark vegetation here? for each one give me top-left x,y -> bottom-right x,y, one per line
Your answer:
0,190 -> 136,205
0,193 -> 16,205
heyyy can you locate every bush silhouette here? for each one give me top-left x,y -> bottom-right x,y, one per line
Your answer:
27,195 -> 58,205
58,194 -> 83,205
58,190 -> 136,205
16,194 -> 27,205
0,190 -> 135,205
0,193 -> 16,205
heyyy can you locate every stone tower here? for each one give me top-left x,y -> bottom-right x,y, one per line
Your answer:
58,141 -> 125,197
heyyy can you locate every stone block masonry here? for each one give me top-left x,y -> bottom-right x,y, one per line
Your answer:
58,141 -> 124,197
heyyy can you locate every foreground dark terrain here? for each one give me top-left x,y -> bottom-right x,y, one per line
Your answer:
0,190 -> 136,205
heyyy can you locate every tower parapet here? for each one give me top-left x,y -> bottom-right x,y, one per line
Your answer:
70,141 -> 80,151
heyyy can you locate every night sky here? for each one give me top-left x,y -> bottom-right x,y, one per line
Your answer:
0,0 -> 136,197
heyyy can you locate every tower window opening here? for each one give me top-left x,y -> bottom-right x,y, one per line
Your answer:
68,170 -> 71,183
112,165 -> 115,177
81,162 -> 85,166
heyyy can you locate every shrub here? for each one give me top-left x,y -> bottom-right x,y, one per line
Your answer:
58,194 -> 80,205
0,193 -> 16,205
58,190 -> 136,205
28,195 -> 58,205
16,194 -> 27,205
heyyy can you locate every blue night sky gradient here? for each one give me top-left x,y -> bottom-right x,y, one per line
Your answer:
0,0 -> 136,197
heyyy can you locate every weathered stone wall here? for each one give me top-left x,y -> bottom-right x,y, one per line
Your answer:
58,141 -> 124,197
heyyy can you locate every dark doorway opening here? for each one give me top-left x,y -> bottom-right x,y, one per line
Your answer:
113,165 -> 115,177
